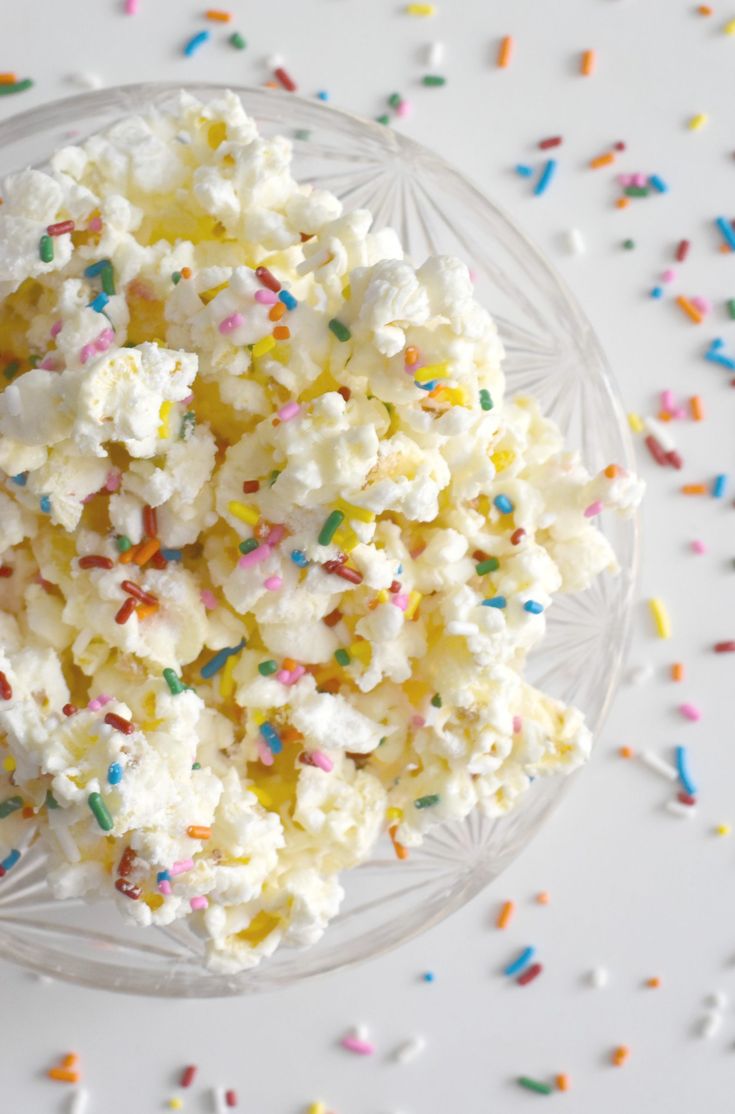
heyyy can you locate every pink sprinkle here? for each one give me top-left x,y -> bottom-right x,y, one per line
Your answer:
265,524 -> 286,546
468,267 -> 479,284
158,880 -> 172,896
672,406 -> 687,419
256,738 -> 274,766
632,172 -> 647,187
254,289 -> 277,305
219,313 -> 244,335
288,664 -> 305,683
39,356 -> 58,371
190,896 -> 208,911
275,669 -> 291,684
87,694 -> 112,711
88,216 -> 103,233
662,269 -> 677,284
691,295 -> 712,315
124,0 -> 138,12
691,539 -> 707,554
584,500 -> 604,518
679,703 -> 701,722
182,393 -> 194,404
341,1036 -> 375,1056
264,575 -> 283,591
396,99 -> 412,118
618,173 -> 634,187
170,859 -> 194,877
411,715 -> 426,727
311,750 -> 333,772
200,589 -> 218,610
238,544 -> 272,569
392,593 -> 409,611
80,344 -> 95,365
513,715 -> 523,733
95,328 -> 115,352
277,401 -> 301,422
50,320 -> 63,338
661,389 -> 676,412
105,469 -> 121,492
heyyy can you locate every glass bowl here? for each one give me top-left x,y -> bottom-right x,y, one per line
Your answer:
0,84 -> 638,996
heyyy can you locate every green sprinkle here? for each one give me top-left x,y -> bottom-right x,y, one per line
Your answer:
319,509 -> 345,546
101,264 -> 116,296
517,1077 -> 553,1096
622,239 -> 636,250
163,668 -> 185,695
328,318 -> 351,342
624,185 -> 648,198
116,535 -> 132,553
171,271 -> 182,285
239,538 -> 259,555
475,557 -> 499,575
0,796 -> 23,819
379,736 -> 387,746
388,92 -> 402,108
376,114 -> 390,125
192,761 -> 201,770
728,298 -> 735,320
0,79 -> 33,97
258,659 -> 279,676
268,469 -> 281,487
3,361 -> 20,381
479,388 -> 494,411
180,411 -> 196,440
414,793 -> 440,810
430,693 -> 442,708
294,128 -> 311,142
45,791 -> 59,810
229,31 -> 247,48
39,235 -> 54,264
88,792 -> 113,832
334,648 -> 351,667
422,74 -> 446,86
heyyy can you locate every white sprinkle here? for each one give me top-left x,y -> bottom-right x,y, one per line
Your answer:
644,416 -> 677,453
65,72 -> 103,90
394,1035 -> 426,1063
706,991 -> 729,1011
665,800 -> 698,819
266,53 -> 285,69
427,41 -> 445,65
446,621 -> 479,636
66,1089 -> 90,1114
297,247 -> 331,275
626,663 -> 654,687
640,749 -> 679,782
4,384 -> 21,417
698,1010 -> 723,1039
175,131 -> 193,145
353,1023 -> 370,1042
565,228 -> 586,255
589,966 -> 609,989
210,1086 -> 227,1114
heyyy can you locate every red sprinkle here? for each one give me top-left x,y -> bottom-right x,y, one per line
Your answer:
510,527 -> 526,545
677,791 -> 697,806
121,580 -> 158,606
665,450 -> 683,470
274,66 -> 297,91
117,847 -> 137,877
114,878 -> 141,900
115,598 -> 137,625
78,555 -> 114,570
0,565 -> 12,578
142,504 -> 158,538
323,608 -> 342,627
613,141 -> 626,151
337,386 -> 351,402
242,480 -> 260,494
676,239 -> 690,262
225,1091 -> 237,1108
62,703 -> 78,717
181,1065 -> 197,1089
389,580 -> 402,593
333,565 -> 363,585
255,266 -> 281,292
517,962 -> 543,986
0,671 -> 12,700
150,551 -> 168,570
539,135 -> 562,149
104,712 -> 134,736
47,220 -> 75,236
714,641 -> 735,653
644,434 -> 669,466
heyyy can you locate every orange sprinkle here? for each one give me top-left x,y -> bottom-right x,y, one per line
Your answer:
118,544 -> 139,565
61,1054 -> 79,1070
405,345 -> 420,366
671,662 -> 684,682
615,197 -> 630,209
646,976 -> 661,988
581,49 -> 596,76
590,152 -> 615,169
676,295 -> 703,324
682,483 -> 707,494
205,8 -> 232,20
697,4 -> 713,12
282,658 -> 298,671
269,301 -> 286,321
0,73 -> 18,85
21,806 -> 34,819
720,243 -> 732,254
273,325 -> 290,340
604,464 -> 620,479
496,899 -> 515,929
135,602 -> 159,621
612,1046 -> 630,1067
49,1068 -> 80,1084
133,537 -> 161,566
389,824 -> 409,860
180,267 -> 192,279
187,825 -> 212,840
555,1074 -> 570,1092
658,410 -> 672,422
690,395 -> 704,421
497,35 -> 514,68
535,891 -> 551,905
619,745 -> 634,759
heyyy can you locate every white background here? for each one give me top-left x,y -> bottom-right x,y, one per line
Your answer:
2,1 -> 735,1111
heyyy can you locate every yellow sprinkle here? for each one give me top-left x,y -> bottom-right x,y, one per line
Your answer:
386,806 -> 403,821
250,785 -> 273,808
307,1104 -> 327,1114
220,653 -> 236,699
375,589 -> 389,604
335,499 -> 375,524
2,755 -> 16,773
405,590 -> 422,620
199,281 -> 228,304
251,709 -> 266,726
348,640 -> 372,664
144,892 -> 165,911
252,335 -> 276,359
715,823 -> 731,836
342,283 -> 351,300
228,500 -> 259,525
333,524 -> 360,553
627,411 -> 644,433
414,361 -> 449,383
158,399 -> 172,440
648,597 -> 671,639
725,17 -> 735,33
168,1099 -> 184,1111
688,112 -> 709,131
491,449 -> 515,472
406,1 -> 435,12
434,385 -> 467,406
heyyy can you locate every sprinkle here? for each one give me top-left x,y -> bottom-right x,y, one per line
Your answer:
688,113 -> 708,130
556,1074 -> 570,1092
252,335 -> 275,359
0,79 -> 33,96
39,235 -> 55,264
517,962 -> 543,986
170,859 -> 194,877
406,2 -> 435,13
497,35 -> 514,67
190,895 -> 209,911
394,1036 -> 426,1063
200,589 -> 218,611
259,722 -> 282,755
200,640 -> 246,679
675,746 -> 697,795
682,483 -> 707,494
476,557 -> 499,575
104,712 -> 134,735
482,596 -> 507,609
277,401 -> 301,422
565,228 -> 586,255
534,159 -> 557,197
219,312 -> 244,334
107,762 -> 123,786
341,1035 -> 376,1055
422,74 -> 446,86
229,31 -> 246,48
48,1067 -> 80,1084
115,878 -> 141,900
39,495 -> 51,514
649,174 -> 669,193
497,900 -> 515,929
328,318 -> 351,342
239,544 -> 272,568
628,411 -> 644,432
665,799 -> 697,819
0,73 -> 17,84
611,1046 -> 630,1067
648,597 -> 671,639
278,289 -> 297,309
88,792 -> 113,831
523,600 -> 544,614
263,575 -> 283,591
228,501 -> 259,526
47,219 -> 75,237
187,825 -> 212,840
78,555 -> 113,570
712,473 -> 727,498
183,30 -> 210,56
0,797 -> 22,820
122,580 -> 157,607
274,66 -> 297,91
539,135 -> 562,149
133,537 -> 160,565
589,966 -> 609,988
590,151 -> 615,169
318,509 -> 345,546
114,598 -> 137,625
715,823 -> 731,836
205,8 -> 231,20
679,702 -> 701,722
690,395 -> 704,421
515,164 -> 534,177
584,500 -> 604,517
640,749 -> 679,782
300,750 -> 334,773
714,641 -> 735,653
504,946 -> 536,976
88,291 -> 108,313
517,1078 -> 553,1096
715,216 -> 735,252
580,49 -> 596,75
414,793 -> 440,809
493,494 -> 514,514
671,662 -> 685,681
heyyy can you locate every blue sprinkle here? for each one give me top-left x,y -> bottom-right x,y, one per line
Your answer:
675,745 -> 697,796
648,174 -> 668,194
504,946 -> 536,977
524,600 -> 544,614
183,29 -> 210,56
493,494 -> 514,514
39,495 -> 51,514
533,158 -> 557,197
84,259 -> 111,277
482,596 -> 507,609
316,90 -> 330,101
278,290 -> 297,311
712,474 -> 727,498
89,291 -> 109,313
107,762 -> 123,786
515,164 -> 534,178
11,473 -> 27,486
290,549 -> 309,568
1,849 -> 20,872
161,548 -> 182,561
422,971 -> 435,983
715,216 -> 735,252
259,721 -> 283,754
416,379 -> 438,391
156,870 -> 171,884
200,638 -> 246,679
396,564 -> 403,575
705,340 -> 735,369
650,286 -> 664,299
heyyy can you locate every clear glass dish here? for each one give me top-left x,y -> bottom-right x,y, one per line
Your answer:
0,84 -> 638,997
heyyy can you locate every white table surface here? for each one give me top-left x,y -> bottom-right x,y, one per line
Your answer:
2,1 -> 735,1111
